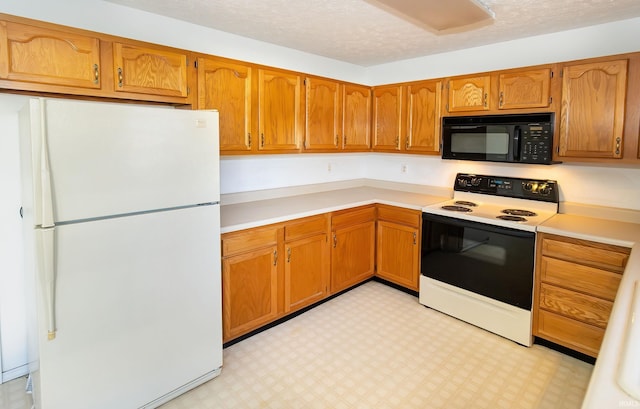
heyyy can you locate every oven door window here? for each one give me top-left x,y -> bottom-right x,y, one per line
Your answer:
421,213 -> 535,309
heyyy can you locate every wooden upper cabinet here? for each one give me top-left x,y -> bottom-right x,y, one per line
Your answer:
342,84 -> 371,150
373,84 -> 403,150
498,68 -> 552,109
197,57 -> 253,152
0,20 -> 101,89
405,80 -> 441,153
559,59 -> 628,159
447,75 -> 490,112
258,69 -> 304,151
112,42 -> 188,98
304,77 -> 341,151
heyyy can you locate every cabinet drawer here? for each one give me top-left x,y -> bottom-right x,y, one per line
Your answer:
332,206 -> 375,228
377,205 -> 420,227
536,309 -> 604,357
539,283 -> 613,328
541,235 -> 629,272
285,214 -> 328,241
222,226 -> 278,257
540,256 -> 622,301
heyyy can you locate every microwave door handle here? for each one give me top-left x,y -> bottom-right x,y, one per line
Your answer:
513,126 -> 521,161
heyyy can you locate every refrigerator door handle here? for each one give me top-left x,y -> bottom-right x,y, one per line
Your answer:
37,227 -> 57,340
38,101 -> 55,228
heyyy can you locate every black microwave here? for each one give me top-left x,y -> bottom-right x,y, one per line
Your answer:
441,113 -> 555,164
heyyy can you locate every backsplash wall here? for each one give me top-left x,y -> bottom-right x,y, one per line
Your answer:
221,153 -> 640,211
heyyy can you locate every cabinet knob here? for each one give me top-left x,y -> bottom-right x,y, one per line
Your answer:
93,64 -> 99,85
615,137 -> 621,155
333,233 -> 337,248
413,232 -> 417,245
273,250 -> 278,266
287,247 -> 291,263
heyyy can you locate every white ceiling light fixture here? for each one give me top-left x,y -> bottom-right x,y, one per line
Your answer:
365,0 -> 496,34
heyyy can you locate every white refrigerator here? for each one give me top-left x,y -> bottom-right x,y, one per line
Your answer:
19,98 -> 223,409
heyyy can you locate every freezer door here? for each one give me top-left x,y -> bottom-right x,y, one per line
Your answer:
33,205 -> 222,409
23,98 -> 219,224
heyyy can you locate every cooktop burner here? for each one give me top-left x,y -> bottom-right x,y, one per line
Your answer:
441,205 -> 472,212
501,209 -> 537,217
496,215 -> 527,222
454,200 -> 477,207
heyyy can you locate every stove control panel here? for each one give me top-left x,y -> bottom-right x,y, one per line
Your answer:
454,173 -> 559,203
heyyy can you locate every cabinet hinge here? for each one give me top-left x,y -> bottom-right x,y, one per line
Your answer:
445,103 -> 449,111
187,86 -> 190,95
303,78 -> 307,86
194,59 -> 199,69
548,96 -> 552,104
550,70 -> 554,78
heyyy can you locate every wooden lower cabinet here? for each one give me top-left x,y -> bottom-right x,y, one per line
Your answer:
330,206 -> 376,293
221,215 -> 329,342
222,205 -> 427,342
376,205 -> 421,291
284,215 -> 330,313
222,227 -> 279,343
533,233 -> 630,357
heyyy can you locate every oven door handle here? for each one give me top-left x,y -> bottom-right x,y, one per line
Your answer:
422,213 -> 535,239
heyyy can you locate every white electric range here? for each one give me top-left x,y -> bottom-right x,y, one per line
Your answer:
419,173 -> 559,346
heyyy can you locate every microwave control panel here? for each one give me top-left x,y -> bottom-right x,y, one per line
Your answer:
520,123 -> 553,163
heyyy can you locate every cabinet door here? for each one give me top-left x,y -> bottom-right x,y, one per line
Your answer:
372,85 -> 403,150
222,246 -> 278,342
258,69 -> 304,151
499,68 -> 551,109
331,221 -> 375,293
305,77 -> 340,151
376,221 -> 420,291
284,234 -> 329,313
405,80 -> 441,153
112,42 -> 188,98
197,57 -> 253,152
342,84 -> 371,150
447,75 -> 490,112
559,59 -> 628,159
0,20 -> 100,89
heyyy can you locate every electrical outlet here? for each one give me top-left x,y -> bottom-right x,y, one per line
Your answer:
327,163 -> 332,172
401,164 -> 407,173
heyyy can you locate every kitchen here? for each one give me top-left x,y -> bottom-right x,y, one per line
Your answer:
1,0 -> 640,408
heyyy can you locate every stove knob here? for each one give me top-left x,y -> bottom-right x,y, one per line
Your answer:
539,184 -> 551,195
523,182 -> 533,191
471,177 -> 481,186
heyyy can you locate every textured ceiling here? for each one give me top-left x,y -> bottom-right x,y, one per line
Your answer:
105,0 -> 640,66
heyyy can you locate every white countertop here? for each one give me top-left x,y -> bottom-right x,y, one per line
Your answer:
220,182 -> 640,407
539,214 -> 640,408
220,185 -> 449,233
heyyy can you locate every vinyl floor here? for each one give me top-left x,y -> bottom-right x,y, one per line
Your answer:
1,281 -> 593,409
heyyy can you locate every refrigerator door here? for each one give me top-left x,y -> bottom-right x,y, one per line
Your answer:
22,98 -> 219,225
32,205 -> 222,409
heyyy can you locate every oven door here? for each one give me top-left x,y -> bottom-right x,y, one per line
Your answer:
421,213 -> 535,309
